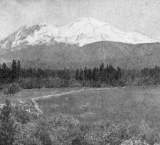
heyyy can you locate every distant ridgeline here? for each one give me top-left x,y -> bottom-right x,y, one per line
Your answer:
0,59 -> 160,88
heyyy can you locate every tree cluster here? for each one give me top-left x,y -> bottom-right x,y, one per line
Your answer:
75,63 -> 122,86
0,60 -> 21,83
1,60 -> 160,88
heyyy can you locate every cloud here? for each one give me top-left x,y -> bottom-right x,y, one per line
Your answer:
0,0 -> 160,40
0,0 -> 58,38
15,0 -> 41,3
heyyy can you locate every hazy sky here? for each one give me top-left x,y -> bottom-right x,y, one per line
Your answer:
1,0 -> 160,40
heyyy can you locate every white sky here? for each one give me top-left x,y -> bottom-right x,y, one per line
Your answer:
0,0 -> 160,40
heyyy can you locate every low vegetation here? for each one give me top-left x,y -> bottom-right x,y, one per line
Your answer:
0,87 -> 159,145
0,98 -> 160,145
3,83 -> 21,96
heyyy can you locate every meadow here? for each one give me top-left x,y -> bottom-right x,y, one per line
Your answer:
1,85 -> 160,130
36,86 -> 160,130
1,86 -> 160,144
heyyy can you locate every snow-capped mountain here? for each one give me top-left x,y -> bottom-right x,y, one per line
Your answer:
0,17 -> 157,50
0,24 -> 58,50
57,17 -> 156,46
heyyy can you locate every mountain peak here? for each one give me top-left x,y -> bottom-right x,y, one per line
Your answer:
73,17 -> 106,26
0,17 -> 158,49
57,17 -> 157,46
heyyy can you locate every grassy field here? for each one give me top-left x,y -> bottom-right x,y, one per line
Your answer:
1,86 -> 160,130
36,86 -> 160,130
1,86 -> 160,144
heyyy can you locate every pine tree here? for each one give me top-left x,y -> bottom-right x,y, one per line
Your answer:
79,69 -> 83,81
17,60 -> 21,79
11,60 -> 17,81
99,63 -> 105,82
75,69 -> 80,80
92,67 -> 97,81
1,63 -> 8,81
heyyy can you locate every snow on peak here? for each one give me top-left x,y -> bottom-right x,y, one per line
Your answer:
69,17 -> 106,27
0,17 -> 157,49
56,17 -> 157,46
25,24 -> 58,45
11,24 -> 58,47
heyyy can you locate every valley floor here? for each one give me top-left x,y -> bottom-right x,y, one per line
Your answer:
2,86 -> 160,126
17,86 -> 160,127
1,86 -> 160,144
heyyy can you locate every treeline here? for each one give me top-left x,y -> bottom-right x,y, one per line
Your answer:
75,64 -> 160,86
75,63 -> 122,87
0,60 -> 71,81
1,60 -> 160,88
0,60 -> 21,83
0,60 -> 72,88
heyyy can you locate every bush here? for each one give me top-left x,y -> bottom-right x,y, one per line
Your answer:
19,78 -> 43,89
34,118 -> 52,145
23,137 -> 42,145
19,77 -> 71,89
3,83 -> 21,96
0,100 -> 17,145
13,106 -> 31,124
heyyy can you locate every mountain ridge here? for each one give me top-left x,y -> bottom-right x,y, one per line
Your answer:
0,40 -> 160,69
0,17 -> 157,50
0,17 -> 160,69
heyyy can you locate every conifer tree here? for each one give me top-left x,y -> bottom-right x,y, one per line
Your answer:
17,60 -> 21,79
11,60 -> 17,81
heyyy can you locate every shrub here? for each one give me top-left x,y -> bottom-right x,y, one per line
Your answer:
19,78 -> 43,89
3,83 -> 21,96
19,77 -> 71,89
13,106 -> 31,124
0,99 -> 17,145
34,118 -> 52,145
23,137 -> 42,145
